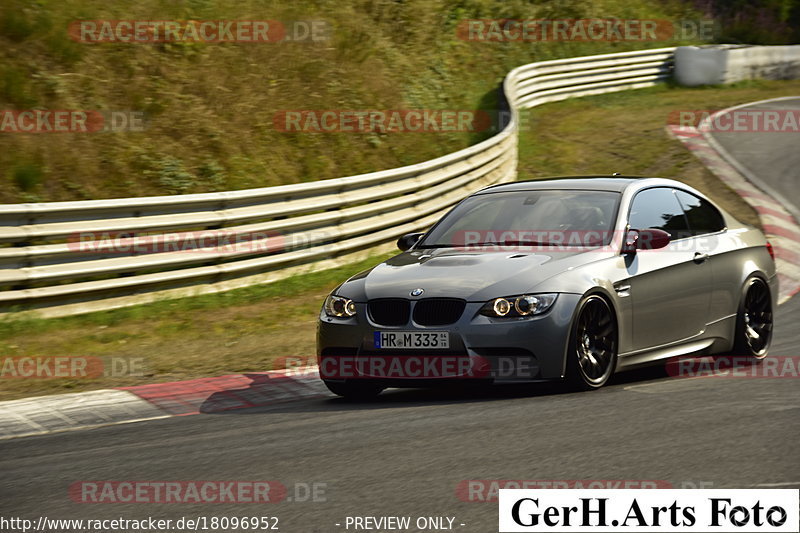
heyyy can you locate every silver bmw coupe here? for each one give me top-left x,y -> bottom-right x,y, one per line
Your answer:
317,177 -> 776,397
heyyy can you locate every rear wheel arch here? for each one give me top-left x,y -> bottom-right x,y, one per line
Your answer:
739,266 -> 769,286
732,274 -> 774,358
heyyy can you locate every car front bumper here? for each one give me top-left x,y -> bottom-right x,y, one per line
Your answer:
316,293 -> 581,385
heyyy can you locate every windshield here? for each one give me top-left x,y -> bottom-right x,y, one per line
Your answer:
418,189 -> 621,248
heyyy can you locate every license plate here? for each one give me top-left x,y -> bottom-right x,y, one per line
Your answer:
373,331 -> 449,349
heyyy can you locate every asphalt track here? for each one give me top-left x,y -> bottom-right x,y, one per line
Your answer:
1,102 -> 799,532
1,307 -> 798,529
708,97 -> 800,220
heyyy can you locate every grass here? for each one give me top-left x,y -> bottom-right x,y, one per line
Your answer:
2,79 -> 800,400
0,0 -> 709,202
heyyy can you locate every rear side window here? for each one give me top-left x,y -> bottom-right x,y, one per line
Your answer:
675,190 -> 726,236
628,188 -> 689,238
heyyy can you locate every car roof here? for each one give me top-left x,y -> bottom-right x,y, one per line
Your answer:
475,175 -> 650,194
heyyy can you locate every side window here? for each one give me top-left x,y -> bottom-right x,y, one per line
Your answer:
675,190 -> 726,236
628,188 -> 689,238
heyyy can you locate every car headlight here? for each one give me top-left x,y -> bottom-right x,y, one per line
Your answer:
479,293 -> 558,317
324,294 -> 357,318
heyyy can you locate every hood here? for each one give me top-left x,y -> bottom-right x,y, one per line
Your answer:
338,247 -> 613,302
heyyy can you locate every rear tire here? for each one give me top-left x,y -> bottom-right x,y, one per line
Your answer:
323,380 -> 384,400
732,276 -> 773,359
565,295 -> 618,390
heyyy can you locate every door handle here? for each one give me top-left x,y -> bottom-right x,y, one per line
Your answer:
693,252 -> 709,263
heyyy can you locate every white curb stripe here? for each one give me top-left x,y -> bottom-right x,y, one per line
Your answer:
760,214 -> 800,237
775,258 -> 800,281
0,367 -> 327,440
0,389 -> 168,440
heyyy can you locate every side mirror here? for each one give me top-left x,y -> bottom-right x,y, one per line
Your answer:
397,232 -> 424,251
622,228 -> 671,254
621,229 -> 639,254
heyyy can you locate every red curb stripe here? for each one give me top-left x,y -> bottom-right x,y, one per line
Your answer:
763,224 -> 800,243
120,370 -> 325,416
772,245 -> 800,266
735,188 -> 776,204
754,205 -> 797,224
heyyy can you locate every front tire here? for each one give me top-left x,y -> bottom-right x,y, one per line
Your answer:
323,380 -> 384,400
565,295 -> 618,390
732,276 -> 773,359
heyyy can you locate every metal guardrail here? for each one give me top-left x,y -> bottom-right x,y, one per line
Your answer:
0,47 -> 676,317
